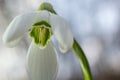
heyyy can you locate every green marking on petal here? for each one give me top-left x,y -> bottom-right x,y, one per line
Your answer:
33,21 -> 51,28
30,21 -> 52,48
38,2 -> 57,14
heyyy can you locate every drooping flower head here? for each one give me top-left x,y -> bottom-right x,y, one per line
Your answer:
2,2 -> 73,80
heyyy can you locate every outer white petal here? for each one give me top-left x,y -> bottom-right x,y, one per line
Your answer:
27,41 -> 58,80
2,10 -> 50,47
50,14 -> 74,53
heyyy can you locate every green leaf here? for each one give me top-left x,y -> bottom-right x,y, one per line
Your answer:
30,21 -> 52,48
38,2 -> 57,14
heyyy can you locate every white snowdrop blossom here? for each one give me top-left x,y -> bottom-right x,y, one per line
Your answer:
2,10 -> 73,80
2,2 -> 93,80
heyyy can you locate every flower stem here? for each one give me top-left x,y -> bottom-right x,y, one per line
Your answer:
72,39 -> 92,80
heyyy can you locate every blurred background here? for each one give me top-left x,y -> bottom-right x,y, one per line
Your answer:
0,0 -> 120,80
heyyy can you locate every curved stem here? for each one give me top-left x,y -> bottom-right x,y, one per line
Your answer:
72,39 -> 92,80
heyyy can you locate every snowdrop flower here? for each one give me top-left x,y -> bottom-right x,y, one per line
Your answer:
2,2 -> 92,80
2,2 -> 73,80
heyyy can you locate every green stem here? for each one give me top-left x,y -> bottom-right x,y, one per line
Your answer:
72,39 -> 92,80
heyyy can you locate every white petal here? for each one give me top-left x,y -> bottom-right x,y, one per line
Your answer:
3,37 -> 21,47
50,14 -> 74,53
2,10 -> 50,47
27,41 -> 58,80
